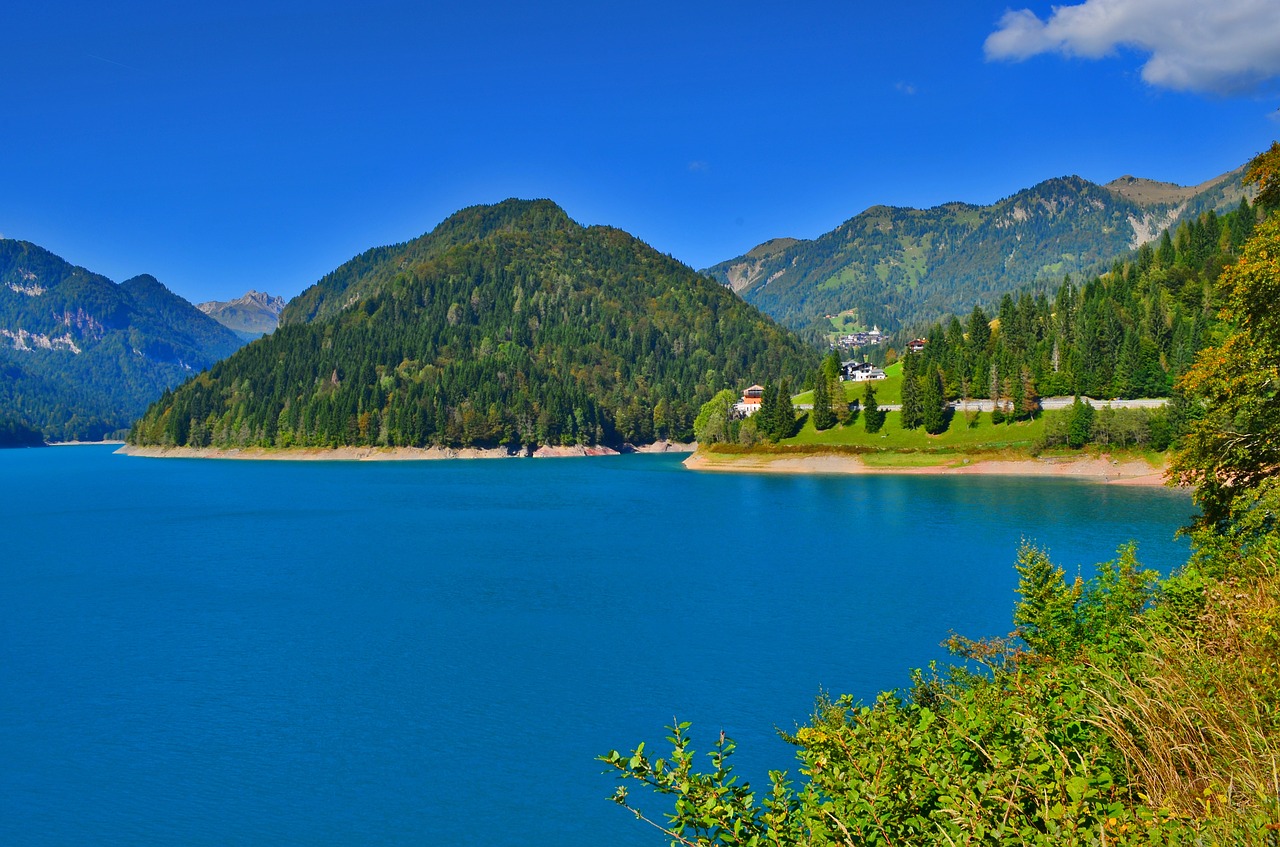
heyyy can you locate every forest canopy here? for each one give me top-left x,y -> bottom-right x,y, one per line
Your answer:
130,200 -> 819,450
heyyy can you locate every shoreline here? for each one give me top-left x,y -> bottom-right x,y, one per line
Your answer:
111,443 -> 1169,485
50,440 -> 126,446
115,441 -> 695,461
682,450 -> 1175,487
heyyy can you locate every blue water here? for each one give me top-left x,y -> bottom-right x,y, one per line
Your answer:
1,446 -> 1194,846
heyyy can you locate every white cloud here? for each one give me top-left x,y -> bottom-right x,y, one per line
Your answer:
984,0 -> 1280,95
687,160 -> 709,173
895,81 -> 917,96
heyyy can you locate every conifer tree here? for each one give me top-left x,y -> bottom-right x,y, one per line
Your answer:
921,365 -> 947,434
774,379 -> 797,439
900,353 -> 923,430
863,383 -> 885,433
757,381 -> 779,439
821,350 -> 848,424
811,369 -> 834,431
1157,229 -> 1176,266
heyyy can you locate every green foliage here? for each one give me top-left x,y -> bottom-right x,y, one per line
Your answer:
1013,541 -> 1158,660
601,724 -> 804,847
752,380 -> 800,443
818,350 -> 846,427
694,390 -> 739,445
862,384 -> 885,433
1039,403 -> 1175,451
0,415 -> 44,447
858,197 -> 1260,431
899,353 -> 922,429
810,370 -> 834,431
1013,541 -> 1084,659
130,201 -> 819,450
603,540 -> 1270,846
1067,397 -> 1094,449
1171,211 -> 1280,528
919,364 -> 947,435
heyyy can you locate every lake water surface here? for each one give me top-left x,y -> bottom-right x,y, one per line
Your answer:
1,446 -> 1194,846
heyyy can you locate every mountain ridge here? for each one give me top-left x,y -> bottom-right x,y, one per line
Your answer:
198,290 -> 286,339
0,239 -> 246,440
706,165 -> 1249,334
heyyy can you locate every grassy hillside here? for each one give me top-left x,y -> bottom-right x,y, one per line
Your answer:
785,406 -> 1045,452
791,360 -> 904,406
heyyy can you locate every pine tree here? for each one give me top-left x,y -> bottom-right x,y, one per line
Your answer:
900,353 -> 923,429
863,384 -> 885,433
774,379 -> 796,439
757,382 -> 779,439
1157,229 -> 1176,267
811,369 -> 835,431
921,365 -> 947,434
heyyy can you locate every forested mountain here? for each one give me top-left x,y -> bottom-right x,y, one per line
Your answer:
706,166 -> 1246,335
130,199 -> 819,450
279,200 -> 580,327
197,290 -> 286,340
889,197 -> 1258,422
0,240 -> 246,440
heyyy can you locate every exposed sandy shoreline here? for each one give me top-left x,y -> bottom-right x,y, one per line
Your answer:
116,441 -> 695,461
683,451 -> 1175,487
113,443 -> 1166,485
50,440 -> 126,446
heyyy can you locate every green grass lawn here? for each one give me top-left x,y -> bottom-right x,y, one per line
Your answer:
792,361 -> 904,406
784,404 -> 1046,452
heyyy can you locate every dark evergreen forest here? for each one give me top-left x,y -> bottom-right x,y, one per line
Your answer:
130,201 -> 819,449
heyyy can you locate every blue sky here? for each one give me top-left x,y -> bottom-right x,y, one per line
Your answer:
3,0 -> 1278,304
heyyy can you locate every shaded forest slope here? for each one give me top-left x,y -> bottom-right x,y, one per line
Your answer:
0,240 -> 245,440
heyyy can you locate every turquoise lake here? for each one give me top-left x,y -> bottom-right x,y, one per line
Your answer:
1,445 -> 1195,846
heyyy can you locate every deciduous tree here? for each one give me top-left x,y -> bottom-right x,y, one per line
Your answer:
1171,213 -> 1280,527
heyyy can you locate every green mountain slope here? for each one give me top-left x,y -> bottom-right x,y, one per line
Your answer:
130,199 -> 819,450
280,199 -> 576,327
0,240 -> 246,440
707,167 -> 1246,334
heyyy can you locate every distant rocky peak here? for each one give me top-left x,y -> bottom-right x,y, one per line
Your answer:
235,290 -> 286,314
196,290 -> 287,338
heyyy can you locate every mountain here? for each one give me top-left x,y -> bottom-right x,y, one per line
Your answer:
130,199 -> 819,450
279,198 -> 582,327
0,240 -> 247,440
197,290 -> 286,340
705,166 -> 1248,335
